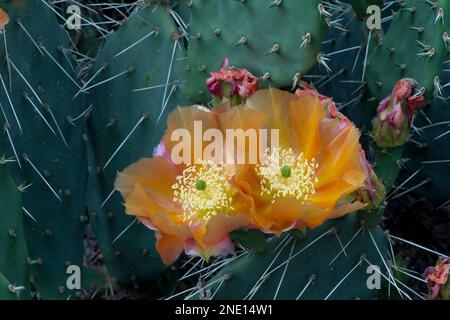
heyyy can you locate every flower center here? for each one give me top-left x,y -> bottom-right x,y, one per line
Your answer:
172,160 -> 234,222
256,148 -> 318,204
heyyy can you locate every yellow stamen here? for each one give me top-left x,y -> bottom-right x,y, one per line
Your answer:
172,160 -> 234,222
256,148 -> 318,204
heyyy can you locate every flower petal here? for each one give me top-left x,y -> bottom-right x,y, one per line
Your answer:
155,231 -> 186,265
218,105 -> 267,164
290,95 -> 324,160
315,125 -> 363,188
309,173 -> 366,211
245,88 -> 297,149
115,156 -> 178,210
193,213 -> 250,246
125,184 -> 186,236
296,203 -> 329,229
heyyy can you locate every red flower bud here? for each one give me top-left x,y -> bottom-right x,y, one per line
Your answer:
356,148 -> 386,210
206,58 -> 259,104
372,79 -> 426,148
423,258 -> 450,300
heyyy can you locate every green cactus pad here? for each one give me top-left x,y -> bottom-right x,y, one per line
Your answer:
0,165 -> 29,300
0,1 -> 88,299
192,214 -> 389,300
86,4 -> 188,284
185,0 -> 327,102
366,0 -> 449,101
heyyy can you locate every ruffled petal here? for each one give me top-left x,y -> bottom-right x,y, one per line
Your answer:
315,125 -> 363,189
296,203 -> 329,229
218,105 -> 267,164
248,199 -> 304,234
192,213 -> 250,247
245,88 -> 297,149
289,95 -> 324,160
115,156 -> 178,211
155,231 -> 186,265
126,184 -> 186,236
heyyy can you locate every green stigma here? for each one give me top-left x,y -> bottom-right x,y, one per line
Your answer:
281,165 -> 292,178
195,179 -> 207,191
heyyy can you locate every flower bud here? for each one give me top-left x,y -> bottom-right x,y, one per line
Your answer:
206,58 -> 259,105
356,149 -> 386,211
372,79 -> 425,148
423,258 -> 450,300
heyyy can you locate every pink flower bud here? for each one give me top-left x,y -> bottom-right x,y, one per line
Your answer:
206,58 -> 259,104
423,258 -> 450,300
372,79 -> 425,148
356,148 -> 386,210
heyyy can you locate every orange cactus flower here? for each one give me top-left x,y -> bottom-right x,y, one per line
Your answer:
115,85 -> 379,263
233,88 -> 369,233
115,106 -> 255,265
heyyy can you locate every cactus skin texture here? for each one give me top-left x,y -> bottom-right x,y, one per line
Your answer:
0,165 -> 29,300
366,0 -> 449,101
171,0 -> 192,28
0,1 -> 88,299
193,214 -> 387,300
86,4 -> 188,284
185,0 -> 327,102
306,6 -> 381,128
0,272 -> 20,300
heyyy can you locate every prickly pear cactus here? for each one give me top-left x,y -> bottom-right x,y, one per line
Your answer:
86,4 -> 188,284
0,1 -> 88,299
185,0 -> 327,102
0,0 -> 447,302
